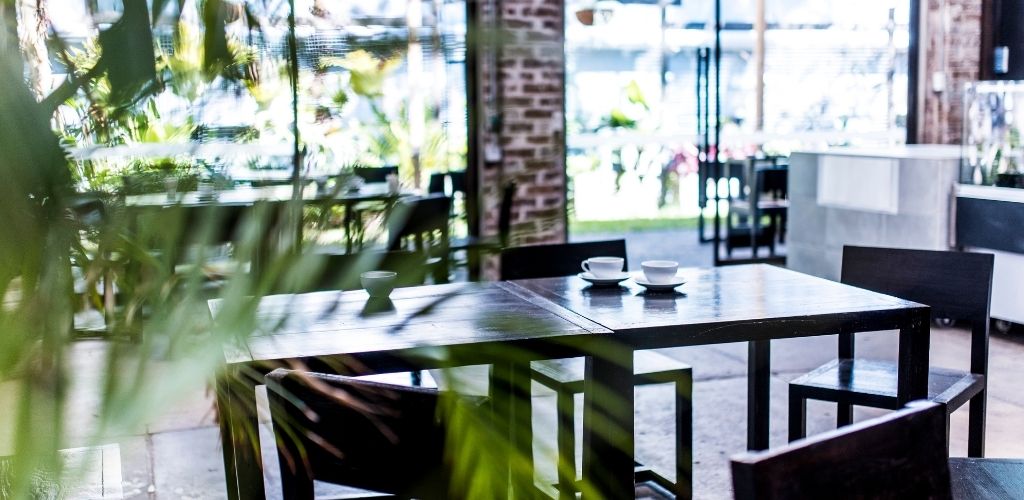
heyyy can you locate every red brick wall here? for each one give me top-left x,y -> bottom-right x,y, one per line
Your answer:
919,0 -> 982,144
475,0 -> 567,272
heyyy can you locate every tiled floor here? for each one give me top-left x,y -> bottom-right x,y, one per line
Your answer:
26,229 -> 1024,499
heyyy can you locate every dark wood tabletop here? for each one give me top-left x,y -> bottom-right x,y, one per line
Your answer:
508,264 -> 925,347
211,282 -> 611,366
950,458 -> 1024,499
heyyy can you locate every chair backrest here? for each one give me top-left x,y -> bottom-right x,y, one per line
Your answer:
499,239 -> 627,281
427,171 -> 468,196
67,192 -> 107,227
839,246 -> 994,375
265,369 -> 450,498
270,250 -> 427,293
354,166 -> 399,184
731,401 -> 952,500
758,166 -> 788,200
428,172 -> 447,194
497,181 -> 516,247
387,195 -> 452,255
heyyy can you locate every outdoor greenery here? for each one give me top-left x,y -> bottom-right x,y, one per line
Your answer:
571,216 -> 699,235
0,2 -> 619,499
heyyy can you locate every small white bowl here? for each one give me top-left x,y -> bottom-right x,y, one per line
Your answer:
360,271 -> 398,298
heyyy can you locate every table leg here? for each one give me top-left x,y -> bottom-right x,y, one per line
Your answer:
582,347 -> 634,500
216,366 -> 266,500
897,309 -> 931,404
747,340 -> 771,451
342,204 -> 354,254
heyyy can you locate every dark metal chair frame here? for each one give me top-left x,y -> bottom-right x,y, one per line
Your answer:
788,246 -> 994,457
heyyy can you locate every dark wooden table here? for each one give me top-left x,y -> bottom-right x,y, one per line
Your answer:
950,458 -> 1024,499
510,264 -> 931,499
209,282 -> 612,500
211,265 -> 930,500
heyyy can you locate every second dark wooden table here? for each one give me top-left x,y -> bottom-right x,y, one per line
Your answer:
509,264 -> 931,499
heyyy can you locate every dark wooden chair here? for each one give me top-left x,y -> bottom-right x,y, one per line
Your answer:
387,194 -> 452,284
427,170 -> 467,196
450,181 -> 516,280
732,401 -> 953,499
788,246 -> 994,457
353,166 -> 399,184
499,239 -> 627,282
499,240 -> 692,499
265,368 -> 487,500
725,158 -> 788,258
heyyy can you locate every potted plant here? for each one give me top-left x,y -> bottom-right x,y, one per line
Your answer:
575,5 -> 596,26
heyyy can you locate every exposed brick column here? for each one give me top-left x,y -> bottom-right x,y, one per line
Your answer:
918,0 -> 982,144
473,0 -> 567,278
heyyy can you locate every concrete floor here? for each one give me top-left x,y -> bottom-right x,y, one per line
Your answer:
46,229 -> 1024,499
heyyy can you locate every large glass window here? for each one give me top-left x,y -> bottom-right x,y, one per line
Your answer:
46,0 -> 467,192
565,0 -> 910,226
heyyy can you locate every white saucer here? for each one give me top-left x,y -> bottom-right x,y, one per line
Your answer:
578,272 -> 630,286
634,276 -> 686,292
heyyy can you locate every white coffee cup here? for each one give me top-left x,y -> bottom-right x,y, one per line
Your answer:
581,257 -> 625,278
641,260 -> 679,284
361,271 -> 398,298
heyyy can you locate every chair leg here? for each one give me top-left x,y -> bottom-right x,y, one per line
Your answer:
788,387 -> 807,442
555,387 -> 577,500
837,402 -> 853,428
967,390 -> 987,457
674,372 -> 694,500
279,466 -> 314,500
274,417 -> 315,500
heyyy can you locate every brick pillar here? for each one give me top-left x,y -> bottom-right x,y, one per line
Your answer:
474,0 -> 567,279
918,0 -> 982,144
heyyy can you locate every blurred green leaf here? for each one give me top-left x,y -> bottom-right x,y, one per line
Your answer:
625,79 -> 649,110
606,108 -> 637,129
323,50 -> 402,98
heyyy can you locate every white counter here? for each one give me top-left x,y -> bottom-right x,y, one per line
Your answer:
795,144 -> 961,161
955,183 -> 1024,325
787,146 -> 961,281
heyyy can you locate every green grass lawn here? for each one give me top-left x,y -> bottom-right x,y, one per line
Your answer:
570,217 -> 698,234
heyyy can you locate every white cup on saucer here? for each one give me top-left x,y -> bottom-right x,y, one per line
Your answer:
581,257 -> 625,279
641,260 -> 679,284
